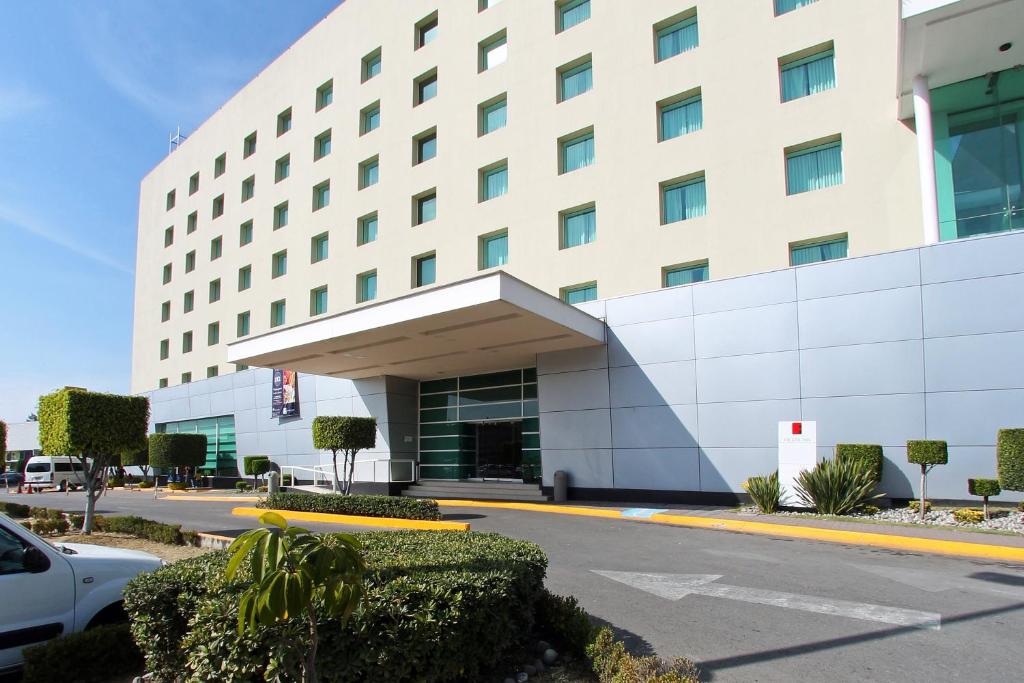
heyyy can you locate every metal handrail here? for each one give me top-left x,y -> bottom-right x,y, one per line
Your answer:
280,459 -> 417,488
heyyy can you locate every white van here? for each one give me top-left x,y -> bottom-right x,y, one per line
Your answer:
23,456 -> 87,491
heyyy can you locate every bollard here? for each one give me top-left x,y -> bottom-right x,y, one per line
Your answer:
268,471 -> 280,495
553,470 -> 568,503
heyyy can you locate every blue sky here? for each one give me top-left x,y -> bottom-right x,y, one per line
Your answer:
0,0 -> 339,424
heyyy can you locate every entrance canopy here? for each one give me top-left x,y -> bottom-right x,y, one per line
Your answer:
227,272 -> 606,380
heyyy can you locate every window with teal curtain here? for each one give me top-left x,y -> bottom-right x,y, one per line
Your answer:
563,284 -> 597,304
562,207 -> 596,247
775,0 -> 818,16
358,272 -> 377,302
786,142 -> 843,194
660,95 -> 702,141
416,255 -> 436,287
561,62 -> 592,101
662,177 -> 707,223
664,263 -> 709,287
656,16 -> 698,62
790,237 -> 848,266
483,233 -> 508,268
560,0 -> 590,31
482,98 -> 507,134
270,300 -> 286,327
562,133 -> 594,173
311,287 -> 328,315
781,49 -> 835,102
359,214 -> 378,244
362,160 -> 379,188
483,166 -> 508,200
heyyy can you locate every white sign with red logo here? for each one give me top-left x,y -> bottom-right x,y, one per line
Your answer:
778,421 -> 818,508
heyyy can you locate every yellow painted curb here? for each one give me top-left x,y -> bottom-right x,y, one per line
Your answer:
161,495 -> 262,503
232,506 -> 470,531
435,500 -> 1024,563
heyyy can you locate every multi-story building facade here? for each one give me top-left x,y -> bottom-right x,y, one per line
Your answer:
132,0 -> 1024,502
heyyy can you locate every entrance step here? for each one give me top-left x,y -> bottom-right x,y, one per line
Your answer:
402,480 -> 550,503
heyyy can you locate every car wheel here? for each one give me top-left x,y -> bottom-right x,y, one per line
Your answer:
86,602 -> 128,629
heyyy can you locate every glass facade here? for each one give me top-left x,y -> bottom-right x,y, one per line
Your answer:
156,415 -> 237,475
419,368 -> 540,482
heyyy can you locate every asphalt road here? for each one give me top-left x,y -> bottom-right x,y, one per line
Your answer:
6,489 -> 1024,682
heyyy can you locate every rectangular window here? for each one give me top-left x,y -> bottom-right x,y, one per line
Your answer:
238,265 -> 251,291
161,300 -> 171,322
417,14 -> 439,48
559,0 -> 590,31
159,378 -> 168,388
239,220 -> 253,246
164,226 -> 174,247
185,250 -> 195,272
786,140 -> 843,195
274,201 -> 289,229
214,153 -> 226,177
662,176 -> 708,224
162,263 -> 172,284
780,48 -> 835,102
310,286 -> 328,316
360,157 -> 379,189
480,96 -> 507,135
272,250 -> 288,278
416,131 -> 437,163
480,0 -> 503,8
663,262 -> 709,287
656,13 -> 699,62
181,372 -> 192,384
187,211 -> 198,234
561,132 -> 594,173
416,72 -> 438,105
237,311 -> 251,337
561,206 -> 596,248
182,331 -> 193,353
363,49 -> 382,82
416,192 -> 437,224
235,364 -> 249,372
481,231 -> 508,269
415,253 -> 436,287
559,59 -> 592,101
316,80 -> 333,110
212,194 -> 224,219
207,322 -> 220,346
160,339 -> 169,360
481,163 -> 508,201
358,213 -> 378,245
361,104 -> 380,134
357,270 -> 377,302
241,175 -> 255,201
775,0 -> 818,16
210,236 -> 222,260
189,172 -> 200,195
311,233 -> 329,263
480,32 -> 507,72
243,132 -> 257,158
277,107 -> 292,136
209,278 -> 221,303
313,181 -> 331,211
314,129 -> 332,160
562,283 -> 597,304
790,236 -> 848,266
270,300 -> 286,328
275,154 -> 290,182
183,290 -> 194,313
207,366 -> 219,378
166,189 -> 175,211
659,93 -> 703,141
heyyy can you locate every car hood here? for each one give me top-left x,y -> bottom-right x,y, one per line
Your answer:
56,542 -> 163,568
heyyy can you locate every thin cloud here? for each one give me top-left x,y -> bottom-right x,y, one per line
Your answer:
0,84 -> 48,122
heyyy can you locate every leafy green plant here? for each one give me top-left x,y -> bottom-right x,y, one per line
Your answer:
535,589 -> 594,657
0,501 -> 31,518
95,515 -> 195,545
835,444 -> 883,486
149,432 -> 207,478
997,428 -> 1024,492
311,416 -> 377,494
908,440 -> 948,522
243,455 -> 271,489
908,499 -> 931,514
587,627 -> 699,683
282,473 -> 294,486
968,478 -> 1001,520
138,480 -> 154,489
108,476 -> 125,488
258,491 -> 441,521
953,508 -> 985,524
236,481 -> 252,491
38,388 -> 149,533
21,623 -> 143,683
794,458 -> 882,515
743,471 -> 782,513
167,482 -> 187,491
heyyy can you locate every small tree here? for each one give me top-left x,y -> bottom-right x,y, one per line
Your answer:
243,455 -> 271,489
996,428 -> 1024,493
907,440 -> 948,522
311,416 -> 376,495
38,389 -> 149,533
121,437 -> 150,484
149,433 -> 207,484
968,478 -> 1001,520
226,511 -> 365,683
835,444 -> 883,488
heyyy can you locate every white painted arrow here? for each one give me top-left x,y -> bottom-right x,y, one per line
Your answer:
593,570 -> 941,630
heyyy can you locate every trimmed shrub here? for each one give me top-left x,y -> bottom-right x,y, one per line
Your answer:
968,478 -> 1001,520
243,455 -> 271,476
124,530 -> 547,682
743,471 -> 782,513
257,485 -> 268,493
108,476 -> 125,488
95,515 -> 195,546
997,428 -> 1024,491
30,517 -> 69,535
907,440 -> 948,466
235,481 -> 252,491
794,458 -> 882,515
258,492 -> 441,521
167,482 -> 187,491
149,432 -> 207,470
0,501 -> 31,518
535,590 -> 594,657
138,480 -> 154,489
908,500 -> 931,513
953,508 -> 985,524
281,473 -> 294,486
312,415 -> 377,494
835,444 -> 883,486
587,627 -> 699,683
21,623 -> 143,683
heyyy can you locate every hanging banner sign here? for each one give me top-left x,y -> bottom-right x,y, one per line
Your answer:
272,369 -> 300,417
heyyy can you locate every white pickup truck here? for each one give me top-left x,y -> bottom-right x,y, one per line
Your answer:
0,513 -> 164,674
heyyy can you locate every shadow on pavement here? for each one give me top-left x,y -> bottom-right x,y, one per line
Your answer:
968,571 -> 1024,587
442,513 -> 486,521
589,615 -> 656,657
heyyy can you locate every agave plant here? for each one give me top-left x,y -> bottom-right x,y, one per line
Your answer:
794,458 -> 883,515
743,471 -> 783,513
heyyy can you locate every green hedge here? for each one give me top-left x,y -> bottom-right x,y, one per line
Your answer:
149,432 -> 207,469
907,440 -> 948,466
38,389 -> 149,458
835,444 -> 883,485
997,428 -> 1024,491
92,515 -> 197,546
21,623 -> 143,683
243,455 -> 271,476
258,492 -> 442,521
0,501 -> 30,518
968,478 -> 1001,498
124,530 -> 547,682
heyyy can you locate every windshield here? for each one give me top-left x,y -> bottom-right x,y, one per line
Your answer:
26,463 -> 51,473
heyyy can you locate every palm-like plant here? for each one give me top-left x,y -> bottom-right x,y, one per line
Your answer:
794,458 -> 883,516
226,511 -> 365,683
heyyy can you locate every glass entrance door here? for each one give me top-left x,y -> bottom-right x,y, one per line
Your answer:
475,421 -> 523,480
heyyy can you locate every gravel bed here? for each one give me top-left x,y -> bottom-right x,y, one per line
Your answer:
741,506 -> 1024,534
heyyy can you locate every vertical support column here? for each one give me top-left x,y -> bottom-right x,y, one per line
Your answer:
913,75 -> 941,245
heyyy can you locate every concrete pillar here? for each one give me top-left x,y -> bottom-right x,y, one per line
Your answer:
913,75 -> 941,245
